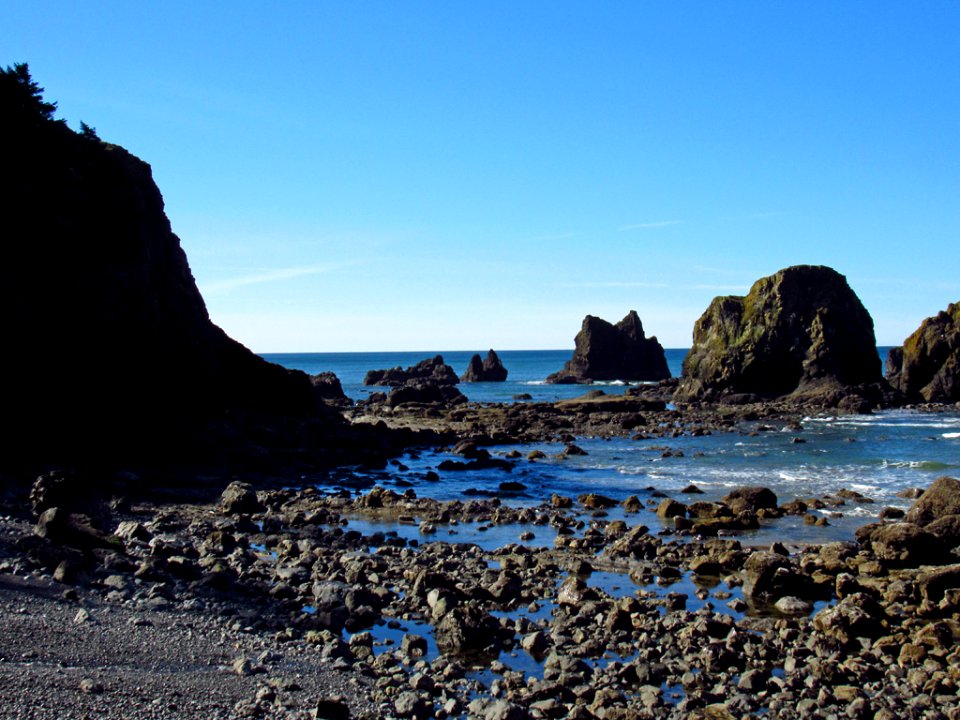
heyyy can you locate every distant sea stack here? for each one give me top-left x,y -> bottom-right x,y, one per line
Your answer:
0,65 -> 322,463
674,265 -> 883,404
886,301 -> 960,403
546,311 -> 670,384
461,350 -> 508,382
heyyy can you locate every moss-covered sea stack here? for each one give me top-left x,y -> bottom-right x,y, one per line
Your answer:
886,302 -> 960,403
675,265 -> 883,404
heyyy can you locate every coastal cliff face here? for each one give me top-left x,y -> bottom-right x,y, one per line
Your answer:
886,302 -> 960,403
675,266 -> 882,403
0,66 -> 318,462
546,311 -> 670,384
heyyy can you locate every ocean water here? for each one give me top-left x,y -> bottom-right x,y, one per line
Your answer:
263,347 -> 960,545
261,347 -> 894,404
264,348 -> 682,403
322,409 -> 960,545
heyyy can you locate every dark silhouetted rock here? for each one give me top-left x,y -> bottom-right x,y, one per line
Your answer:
675,265 -> 883,403
546,311 -> 670,384
461,349 -> 508,382
219,481 -> 265,515
0,65 -> 322,465
886,302 -> 960,402
364,355 -> 459,386
34,507 -> 118,551
310,372 -> 351,406
386,381 -> 467,407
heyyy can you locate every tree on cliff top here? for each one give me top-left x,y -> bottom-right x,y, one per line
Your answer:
0,62 -> 61,127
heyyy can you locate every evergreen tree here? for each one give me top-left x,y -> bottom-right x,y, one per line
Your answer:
0,62 -> 60,126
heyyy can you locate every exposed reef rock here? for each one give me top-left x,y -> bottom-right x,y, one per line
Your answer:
385,381 -> 467,408
0,65 -> 326,464
364,355 -> 459,387
674,265 -> 884,405
546,311 -> 670,384
886,302 -> 960,403
460,349 -> 508,382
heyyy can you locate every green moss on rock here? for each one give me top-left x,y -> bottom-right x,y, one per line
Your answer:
675,265 -> 882,402
886,302 -> 960,402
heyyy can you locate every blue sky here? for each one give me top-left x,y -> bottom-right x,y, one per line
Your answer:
4,2 -> 958,351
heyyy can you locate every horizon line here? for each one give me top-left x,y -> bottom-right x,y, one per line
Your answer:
254,344 -> 901,355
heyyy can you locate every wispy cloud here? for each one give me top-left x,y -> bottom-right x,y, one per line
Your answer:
558,280 -> 748,292
200,264 -> 343,295
619,220 -> 683,231
559,281 -> 670,289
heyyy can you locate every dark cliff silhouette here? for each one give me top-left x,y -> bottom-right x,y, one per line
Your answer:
0,65 -> 347,468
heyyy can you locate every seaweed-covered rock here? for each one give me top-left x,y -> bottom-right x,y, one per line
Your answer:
675,265 -> 882,403
546,310 -> 670,384
364,355 -> 459,386
461,349 -> 508,382
886,302 -> 960,402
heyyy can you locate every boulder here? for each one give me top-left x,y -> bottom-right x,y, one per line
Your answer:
926,515 -> 960,549
219,481 -> 265,515
364,355 -> 459,386
434,606 -> 502,655
310,372 -> 351,406
918,564 -> 960,605
0,65 -> 320,464
546,310 -> 670,384
862,522 -> 944,566
904,476 -> 960,526
886,302 -> 960,402
741,551 -> 812,600
656,498 -> 687,519
813,593 -> 887,646
34,508 -> 117,551
461,349 -> 508,382
722,486 -> 778,514
385,381 -> 467,407
674,265 -> 883,403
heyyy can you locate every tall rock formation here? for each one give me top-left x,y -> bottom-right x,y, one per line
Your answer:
675,265 -> 882,403
886,302 -> 960,403
0,65 -> 324,463
461,350 -> 508,382
546,311 -> 670,384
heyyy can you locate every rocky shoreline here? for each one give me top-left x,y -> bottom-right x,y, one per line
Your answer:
3,440 -> 959,719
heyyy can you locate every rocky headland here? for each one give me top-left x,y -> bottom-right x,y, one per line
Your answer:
886,301 -> 960,403
674,265 -> 892,410
546,311 -> 670,385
